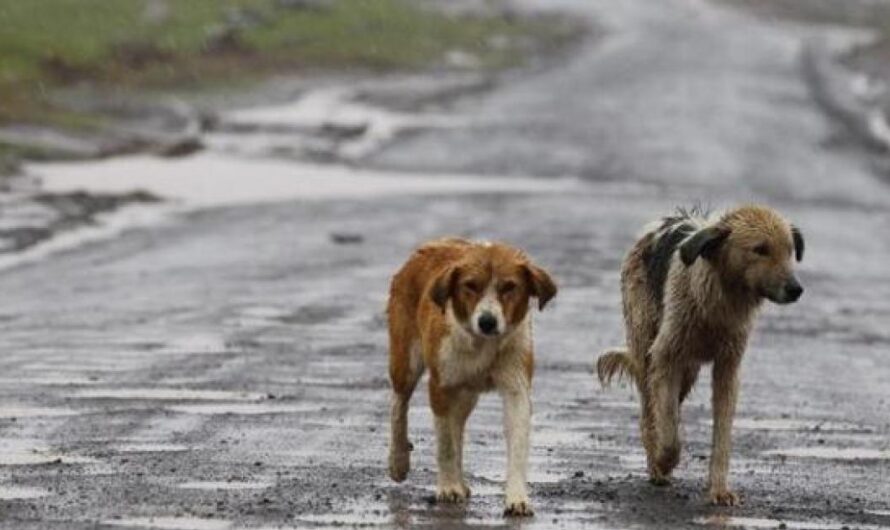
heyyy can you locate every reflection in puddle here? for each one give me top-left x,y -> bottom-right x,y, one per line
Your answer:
167,403 -> 321,415
177,481 -> 272,491
115,443 -> 190,453
102,516 -> 232,530
695,515 -> 886,529
0,405 -> 81,418
0,485 -> 50,499
75,388 -> 264,401
713,418 -> 870,433
0,439 -> 96,466
298,511 -> 390,527
763,447 -> 890,460
154,335 -> 230,355
0,375 -> 100,386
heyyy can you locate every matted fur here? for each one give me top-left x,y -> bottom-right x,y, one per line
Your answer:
387,237 -> 556,517
596,205 -> 804,506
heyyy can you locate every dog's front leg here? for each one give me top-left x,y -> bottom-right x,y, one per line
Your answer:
500,378 -> 533,517
648,354 -> 683,484
434,412 -> 468,503
431,382 -> 469,504
708,356 -> 741,506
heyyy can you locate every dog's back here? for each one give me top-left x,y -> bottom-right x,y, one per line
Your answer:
597,209 -> 705,387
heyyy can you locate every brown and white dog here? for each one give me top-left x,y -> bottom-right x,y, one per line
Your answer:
597,205 -> 804,505
387,238 -> 556,516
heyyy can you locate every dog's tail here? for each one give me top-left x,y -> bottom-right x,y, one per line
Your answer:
596,347 -> 640,388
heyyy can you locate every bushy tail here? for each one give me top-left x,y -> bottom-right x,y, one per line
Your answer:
596,347 -> 640,388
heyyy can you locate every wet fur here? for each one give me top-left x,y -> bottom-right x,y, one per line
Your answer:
387,238 -> 556,517
596,205 -> 804,506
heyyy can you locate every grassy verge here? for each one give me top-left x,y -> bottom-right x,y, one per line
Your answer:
0,0 -> 578,128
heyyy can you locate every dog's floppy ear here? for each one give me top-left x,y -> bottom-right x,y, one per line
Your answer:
679,226 -> 730,266
791,225 -> 804,262
523,263 -> 557,310
430,265 -> 459,312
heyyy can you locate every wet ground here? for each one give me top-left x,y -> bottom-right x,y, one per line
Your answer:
2,0 -> 890,529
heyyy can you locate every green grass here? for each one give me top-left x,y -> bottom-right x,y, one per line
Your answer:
0,0 -> 577,127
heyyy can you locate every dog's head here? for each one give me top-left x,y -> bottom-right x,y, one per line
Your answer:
679,205 -> 804,305
430,243 -> 557,338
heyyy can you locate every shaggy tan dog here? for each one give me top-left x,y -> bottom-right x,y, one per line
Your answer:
387,238 -> 556,516
597,205 -> 804,505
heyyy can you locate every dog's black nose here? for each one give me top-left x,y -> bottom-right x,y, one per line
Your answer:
477,313 -> 498,335
784,280 -> 803,302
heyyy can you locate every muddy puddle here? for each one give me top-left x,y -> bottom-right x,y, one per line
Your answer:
102,516 -> 232,530
763,446 -> 890,460
695,515 -> 890,529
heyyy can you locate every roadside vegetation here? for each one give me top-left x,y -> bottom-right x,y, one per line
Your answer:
0,0 -> 578,129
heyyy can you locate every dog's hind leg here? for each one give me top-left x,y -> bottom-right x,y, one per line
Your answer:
708,356 -> 741,506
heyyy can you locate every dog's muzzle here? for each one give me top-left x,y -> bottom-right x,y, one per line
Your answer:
477,312 -> 499,336
783,277 -> 803,303
766,276 -> 803,304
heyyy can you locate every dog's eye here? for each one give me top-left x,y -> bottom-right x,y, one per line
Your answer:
463,281 -> 480,293
499,281 -> 517,295
752,243 -> 770,256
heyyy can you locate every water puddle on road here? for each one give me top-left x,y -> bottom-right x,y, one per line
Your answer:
0,485 -> 51,499
176,481 -> 272,491
762,447 -> 890,460
0,439 -> 97,466
74,388 -> 265,401
102,516 -> 232,530
0,374 -> 100,386
695,515 -> 889,529
149,334 -> 232,355
708,418 -> 871,433
115,443 -> 190,453
0,405 -> 82,419
166,403 -> 322,415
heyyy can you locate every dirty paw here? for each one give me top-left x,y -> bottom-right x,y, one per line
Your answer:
648,470 -> 671,487
388,448 -> 410,482
709,489 -> 741,506
504,499 -> 534,517
437,484 -> 469,504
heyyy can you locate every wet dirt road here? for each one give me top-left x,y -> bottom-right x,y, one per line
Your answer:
3,0 -> 890,528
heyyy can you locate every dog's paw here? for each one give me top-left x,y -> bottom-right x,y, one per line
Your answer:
709,489 -> 741,506
654,444 -> 681,474
388,447 -> 410,483
649,475 -> 671,487
504,497 -> 534,517
437,484 -> 469,504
